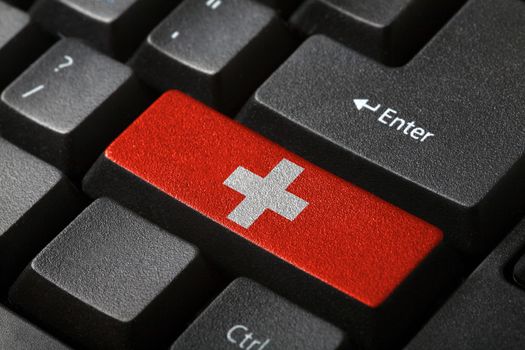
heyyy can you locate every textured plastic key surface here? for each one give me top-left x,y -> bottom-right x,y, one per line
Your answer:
171,278 -> 346,350
0,38 -> 146,178
30,0 -> 176,58
9,198 -> 214,350
0,1 -> 50,89
405,219 -> 525,350
239,0 -> 525,255
0,138 -> 81,292
291,0 -> 465,65
0,305 -> 70,350
83,91 -> 456,349
131,0 -> 294,113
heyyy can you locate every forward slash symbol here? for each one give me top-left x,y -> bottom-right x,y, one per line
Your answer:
22,84 -> 45,98
206,0 -> 222,10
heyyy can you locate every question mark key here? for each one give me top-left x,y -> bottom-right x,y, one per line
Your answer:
54,55 -> 74,72
0,39 -> 147,178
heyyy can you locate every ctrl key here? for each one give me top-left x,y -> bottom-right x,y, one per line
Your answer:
9,199 -> 215,350
171,278 -> 347,350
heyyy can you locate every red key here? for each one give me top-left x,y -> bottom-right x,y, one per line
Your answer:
84,91 -> 455,348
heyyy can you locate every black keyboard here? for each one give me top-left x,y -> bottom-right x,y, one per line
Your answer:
1,0 -> 525,349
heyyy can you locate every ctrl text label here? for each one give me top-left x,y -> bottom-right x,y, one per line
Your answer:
227,324 -> 271,349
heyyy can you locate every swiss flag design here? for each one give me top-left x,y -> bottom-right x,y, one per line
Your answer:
106,91 -> 443,307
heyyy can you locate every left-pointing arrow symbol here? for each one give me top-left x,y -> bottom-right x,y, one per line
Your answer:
353,99 -> 381,112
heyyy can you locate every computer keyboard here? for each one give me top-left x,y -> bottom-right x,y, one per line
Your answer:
0,0 -> 524,349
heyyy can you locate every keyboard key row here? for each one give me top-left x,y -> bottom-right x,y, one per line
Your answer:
0,0 -> 476,191
25,0 -> 467,67
29,0 -> 304,61
30,0 -> 177,59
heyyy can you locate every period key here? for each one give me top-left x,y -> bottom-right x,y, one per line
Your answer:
83,91 -> 458,349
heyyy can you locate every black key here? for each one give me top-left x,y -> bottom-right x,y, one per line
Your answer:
0,305 -> 70,349
0,38 -> 147,178
405,219 -> 525,350
171,278 -> 347,350
291,0 -> 465,65
238,0 -> 525,256
0,138 -> 81,291
0,1 -> 51,89
9,198 -> 215,350
131,0 -> 295,114
30,0 -> 176,59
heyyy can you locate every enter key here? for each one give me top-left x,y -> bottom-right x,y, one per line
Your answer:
238,0 -> 525,256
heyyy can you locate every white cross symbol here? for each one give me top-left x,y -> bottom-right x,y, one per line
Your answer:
223,159 -> 309,229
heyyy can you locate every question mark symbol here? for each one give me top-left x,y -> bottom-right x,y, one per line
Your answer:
54,55 -> 74,72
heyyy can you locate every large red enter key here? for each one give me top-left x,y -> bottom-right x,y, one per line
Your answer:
84,91 -> 455,347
